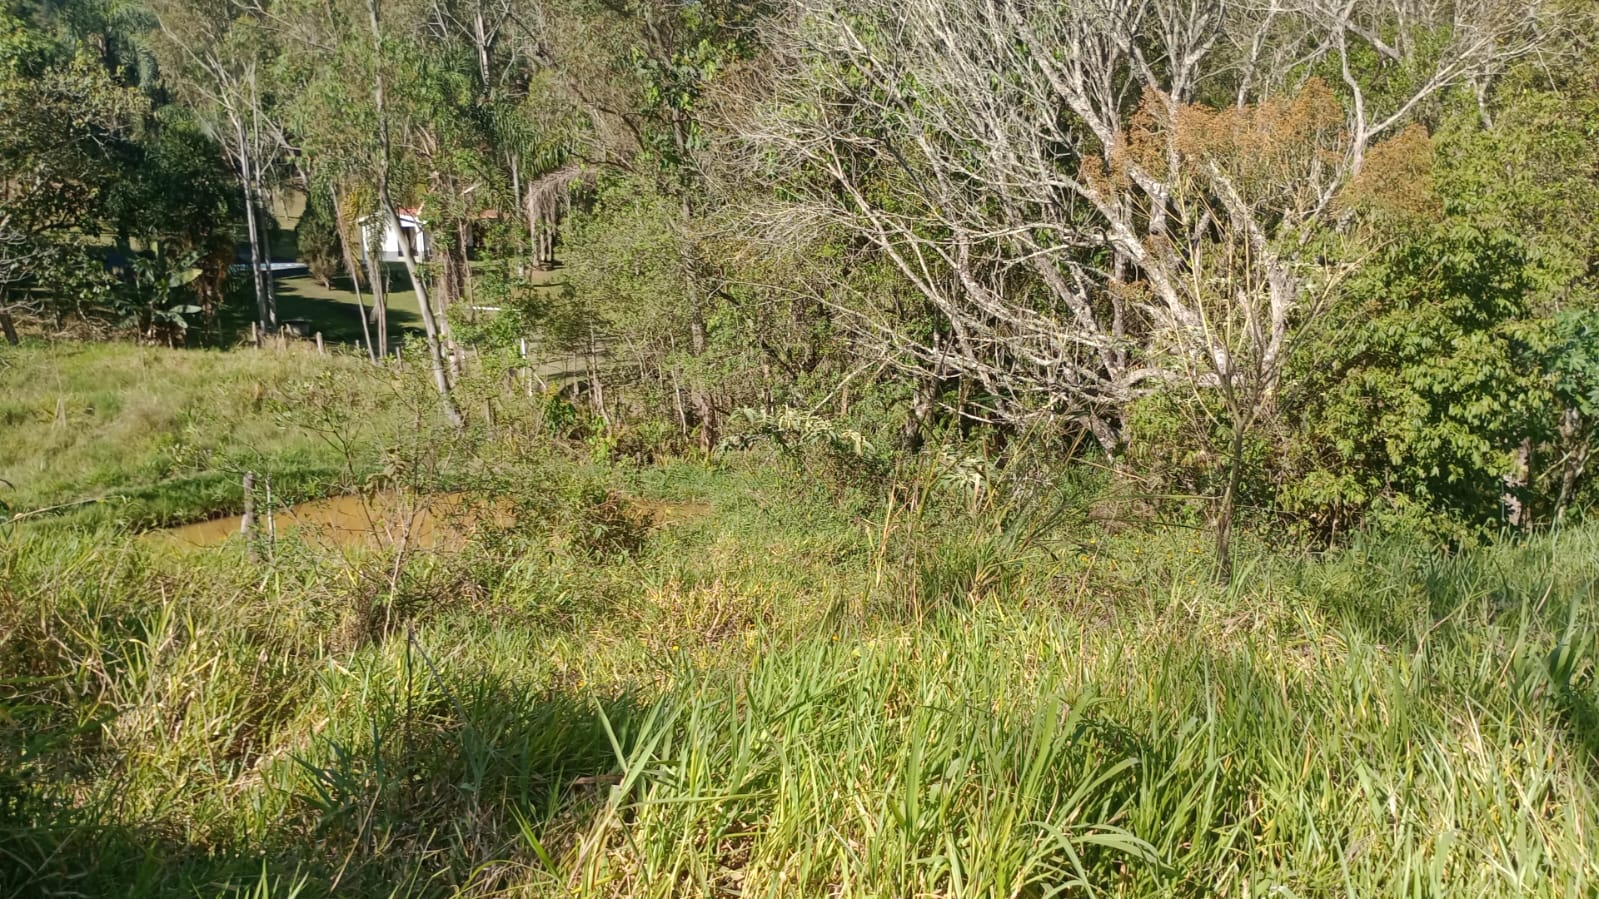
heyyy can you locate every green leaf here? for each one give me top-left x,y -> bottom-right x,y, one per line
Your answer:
167,267 -> 202,288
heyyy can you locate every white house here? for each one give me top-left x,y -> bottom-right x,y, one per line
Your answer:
359,209 -> 436,263
358,206 -> 495,264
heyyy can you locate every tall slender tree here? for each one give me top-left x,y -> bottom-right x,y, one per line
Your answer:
365,0 -> 463,426
148,0 -> 284,332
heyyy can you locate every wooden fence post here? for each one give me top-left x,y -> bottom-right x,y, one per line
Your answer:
264,475 -> 276,563
241,471 -> 258,562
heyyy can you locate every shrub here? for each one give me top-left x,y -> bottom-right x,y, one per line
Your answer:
558,481 -> 654,558
296,192 -> 343,289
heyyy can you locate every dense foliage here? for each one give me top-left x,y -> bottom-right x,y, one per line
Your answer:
3,0 -> 1596,542
8,1 -> 1599,893
2,343 -> 1597,897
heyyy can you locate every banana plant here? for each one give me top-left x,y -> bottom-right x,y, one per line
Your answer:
116,240 -> 203,344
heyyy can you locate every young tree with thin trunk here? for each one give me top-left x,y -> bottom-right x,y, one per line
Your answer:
365,0 -> 464,428
148,0 -> 283,333
327,180 -> 380,363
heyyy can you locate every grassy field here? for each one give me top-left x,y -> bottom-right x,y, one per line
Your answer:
270,272 -> 424,344
2,342 -> 1597,898
257,265 -> 562,347
0,341 -> 407,529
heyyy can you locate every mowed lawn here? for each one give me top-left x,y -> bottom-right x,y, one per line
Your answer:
258,270 -> 422,345
260,264 -> 564,346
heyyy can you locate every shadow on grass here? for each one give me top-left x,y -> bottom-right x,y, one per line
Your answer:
272,273 -> 422,346
1,682 -> 648,898
217,268 -> 423,349
27,466 -> 350,533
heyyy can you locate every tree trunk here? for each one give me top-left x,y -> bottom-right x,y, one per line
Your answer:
258,181 -> 279,324
671,366 -> 689,440
456,220 -> 474,308
900,368 -> 939,453
1214,419 -> 1246,586
1554,408 -> 1590,523
587,325 -> 611,429
530,175 -> 550,271
365,251 -> 389,360
0,310 -> 19,346
386,199 -> 460,425
687,298 -> 718,453
510,152 -> 521,253
1502,438 -> 1531,528
246,133 -> 278,329
473,7 -> 491,85
436,236 -> 459,311
235,120 -> 272,333
330,182 -> 379,364
437,235 -> 464,382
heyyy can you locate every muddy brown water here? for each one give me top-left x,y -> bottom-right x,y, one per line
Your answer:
152,493 -> 478,549
151,492 -> 709,550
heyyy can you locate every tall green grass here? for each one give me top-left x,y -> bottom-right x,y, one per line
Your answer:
2,342 -> 1595,897
3,474 -> 1595,897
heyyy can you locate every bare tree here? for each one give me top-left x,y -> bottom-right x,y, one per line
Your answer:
0,219 -> 48,341
742,0 -> 1542,579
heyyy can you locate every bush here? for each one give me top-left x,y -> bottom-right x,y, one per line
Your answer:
726,406 -> 893,503
296,192 -> 343,289
558,480 -> 654,558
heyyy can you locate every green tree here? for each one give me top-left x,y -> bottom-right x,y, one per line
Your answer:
105,118 -> 241,333
295,188 -> 342,289
148,0 -> 284,332
1282,225 -> 1551,541
0,30 -> 144,332
1275,13 -> 1599,540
